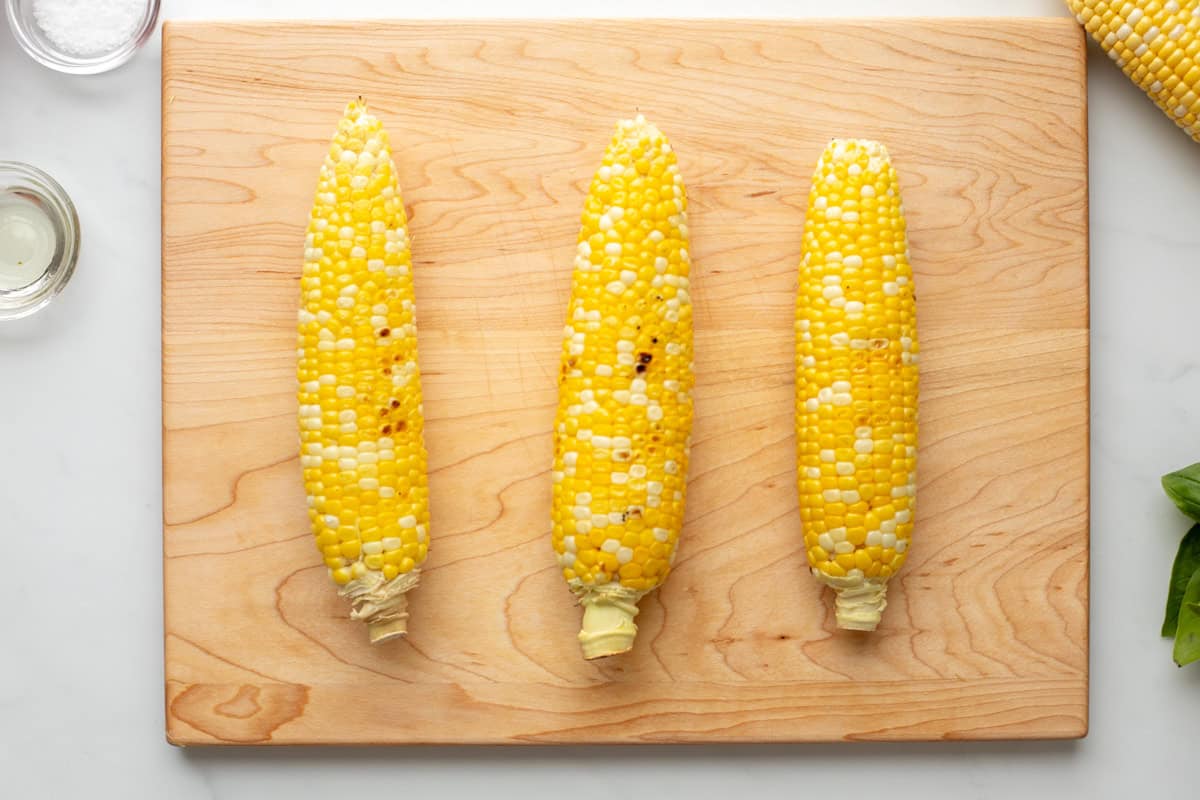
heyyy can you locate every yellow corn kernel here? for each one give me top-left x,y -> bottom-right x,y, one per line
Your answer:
550,115 -> 695,660
299,99 -> 431,644
796,139 -> 917,632
1066,1 -> 1200,143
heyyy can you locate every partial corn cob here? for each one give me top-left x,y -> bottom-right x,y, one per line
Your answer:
1067,0 -> 1200,143
297,99 -> 430,644
796,139 -> 918,632
550,115 -> 694,659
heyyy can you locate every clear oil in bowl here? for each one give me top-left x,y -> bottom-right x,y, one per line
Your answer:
0,162 -> 79,321
0,191 -> 61,290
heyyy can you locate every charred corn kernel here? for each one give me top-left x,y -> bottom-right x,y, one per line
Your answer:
1067,0 -> 1200,142
796,139 -> 918,632
298,99 -> 430,644
550,115 -> 695,660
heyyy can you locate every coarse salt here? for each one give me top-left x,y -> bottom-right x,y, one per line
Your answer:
33,0 -> 146,58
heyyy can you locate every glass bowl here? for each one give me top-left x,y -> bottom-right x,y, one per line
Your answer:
5,0 -> 160,74
0,162 -> 80,321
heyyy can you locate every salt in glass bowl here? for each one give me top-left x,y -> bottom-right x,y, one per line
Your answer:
5,0 -> 160,75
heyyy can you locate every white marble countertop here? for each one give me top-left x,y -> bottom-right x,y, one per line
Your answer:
3,0 -> 1199,795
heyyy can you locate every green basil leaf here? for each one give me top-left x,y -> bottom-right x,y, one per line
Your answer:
1163,524 -> 1200,636
1162,463 -> 1200,521
1174,568 -> 1200,667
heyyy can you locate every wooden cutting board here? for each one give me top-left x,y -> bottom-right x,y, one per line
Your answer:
162,18 -> 1089,745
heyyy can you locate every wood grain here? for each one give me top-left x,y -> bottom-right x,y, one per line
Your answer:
162,18 -> 1089,745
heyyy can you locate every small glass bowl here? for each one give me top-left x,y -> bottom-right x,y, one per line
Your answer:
0,162 -> 80,321
5,0 -> 160,75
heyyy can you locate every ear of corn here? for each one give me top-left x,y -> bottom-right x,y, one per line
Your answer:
795,139 -> 918,632
1067,0 -> 1200,143
551,115 -> 694,659
297,99 -> 430,644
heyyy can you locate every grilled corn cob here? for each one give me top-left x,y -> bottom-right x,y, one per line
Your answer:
1067,0 -> 1200,143
297,99 -> 430,644
551,115 -> 694,659
796,139 -> 918,632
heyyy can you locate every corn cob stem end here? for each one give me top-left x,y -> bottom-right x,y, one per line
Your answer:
577,585 -> 643,659
817,572 -> 888,632
367,608 -> 409,644
340,569 -> 421,644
